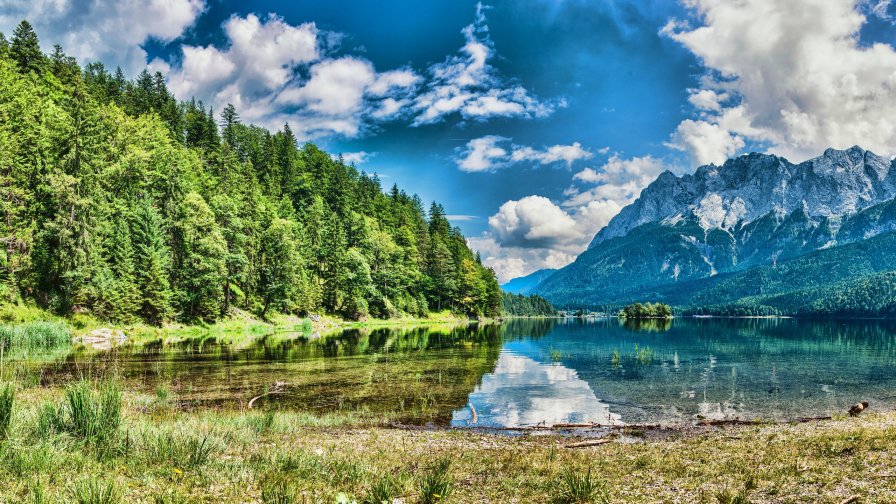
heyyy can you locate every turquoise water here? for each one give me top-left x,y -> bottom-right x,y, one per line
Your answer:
37,318 -> 896,427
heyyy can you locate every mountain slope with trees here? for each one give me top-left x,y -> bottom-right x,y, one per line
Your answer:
0,21 -> 501,323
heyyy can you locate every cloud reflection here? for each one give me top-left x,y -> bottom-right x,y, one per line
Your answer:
452,350 -> 622,427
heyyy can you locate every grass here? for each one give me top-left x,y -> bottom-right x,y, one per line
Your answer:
0,383 -> 12,439
0,386 -> 894,501
70,478 -> 119,504
0,321 -> 70,350
554,466 -> 609,504
419,458 -> 454,503
40,381 -> 121,444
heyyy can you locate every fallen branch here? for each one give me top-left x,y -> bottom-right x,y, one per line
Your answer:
565,438 -> 612,449
248,381 -> 288,409
838,496 -> 858,504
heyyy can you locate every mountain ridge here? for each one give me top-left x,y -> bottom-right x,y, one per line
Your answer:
537,146 -> 896,316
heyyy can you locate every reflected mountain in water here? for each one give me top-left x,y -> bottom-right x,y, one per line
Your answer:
451,343 -> 622,428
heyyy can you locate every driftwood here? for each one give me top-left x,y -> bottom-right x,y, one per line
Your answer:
565,438 -> 612,448
838,496 -> 858,504
468,403 -> 478,424
247,381 -> 288,409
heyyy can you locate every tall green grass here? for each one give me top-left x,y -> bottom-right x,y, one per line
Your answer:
42,381 -> 121,443
70,478 -> 119,504
0,321 -> 70,350
0,383 -> 13,439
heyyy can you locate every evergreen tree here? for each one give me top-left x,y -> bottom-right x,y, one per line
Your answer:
132,201 -> 172,324
173,192 -> 226,321
10,20 -> 42,74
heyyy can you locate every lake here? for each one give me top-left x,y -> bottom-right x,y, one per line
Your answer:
26,318 -> 896,428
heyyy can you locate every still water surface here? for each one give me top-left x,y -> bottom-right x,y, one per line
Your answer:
29,318 -> 896,428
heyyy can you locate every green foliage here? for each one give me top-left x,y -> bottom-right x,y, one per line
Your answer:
0,24 -> 501,324
502,292 -> 557,316
618,302 -> 672,319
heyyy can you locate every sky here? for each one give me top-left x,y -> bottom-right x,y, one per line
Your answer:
3,0 -> 896,282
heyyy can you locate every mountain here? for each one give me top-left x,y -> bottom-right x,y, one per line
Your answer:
501,269 -> 557,294
536,146 -> 896,316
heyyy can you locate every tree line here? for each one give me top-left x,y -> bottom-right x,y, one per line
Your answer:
501,292 -> 557,317
618,303 -> 673,319
0,21 -> 502,323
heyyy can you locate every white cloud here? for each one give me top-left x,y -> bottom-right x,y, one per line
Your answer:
511,142 -> 592,166
457,136 -> 509,172
489,196 -> 582,249
158,14 -> 421,139
664,0 -> 896,162
411,2 -> 560,125
473,154 -> 670,282
0,0 -> 205,75
456,136 -> 592,172
339,151 -> 373,165
667,119 -> 745,166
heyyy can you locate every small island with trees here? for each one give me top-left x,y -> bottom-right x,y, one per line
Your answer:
618,302 -> 673,319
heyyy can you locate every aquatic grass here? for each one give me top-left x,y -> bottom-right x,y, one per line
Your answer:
70,478 -> 119,504
0,383 -> 13,439
0,321 -> 71,350
418,458 -> 453,504
553,466 -> 609,504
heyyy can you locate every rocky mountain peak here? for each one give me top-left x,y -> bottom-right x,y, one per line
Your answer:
589,147 -> 896,248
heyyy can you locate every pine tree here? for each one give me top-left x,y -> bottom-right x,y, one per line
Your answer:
173,192 -> 226,321
10,20 -> 42,74
132,202 -> 172,324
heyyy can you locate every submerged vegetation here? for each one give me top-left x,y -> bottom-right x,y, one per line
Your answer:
0,21 -> 501,325
501,292 -> 558,317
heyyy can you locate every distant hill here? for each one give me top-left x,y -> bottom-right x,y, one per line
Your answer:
501,269 -> 556,295
536,147 -> 896,317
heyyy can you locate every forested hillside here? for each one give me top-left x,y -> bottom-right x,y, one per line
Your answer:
0,21 -> 501,323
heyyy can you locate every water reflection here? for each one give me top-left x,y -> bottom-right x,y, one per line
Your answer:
17,317 -> 896,427
451,345 -> 621,427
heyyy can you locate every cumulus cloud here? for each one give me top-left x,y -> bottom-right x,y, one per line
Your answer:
456,136 -> 592,172
412,2 -> 561,125
0,0 -> 205,75
149,3 -> 557,140
157,14 -> 421,138
664,0 -> 896,163
457,136 -> 510,172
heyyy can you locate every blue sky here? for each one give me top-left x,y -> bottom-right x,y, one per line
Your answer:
3,0 -> 896,281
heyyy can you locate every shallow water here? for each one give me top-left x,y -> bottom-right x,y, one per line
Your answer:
24,317 -> 896,428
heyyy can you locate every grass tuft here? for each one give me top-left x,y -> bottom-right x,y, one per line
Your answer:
419,458 -> 453,504
70,478 -> 119,504
363,473 -> 399,504
554,466 -> 610,504
261,474 -> 299,504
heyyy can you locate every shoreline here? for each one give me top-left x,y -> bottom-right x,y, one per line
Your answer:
1,385 -> 892,502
